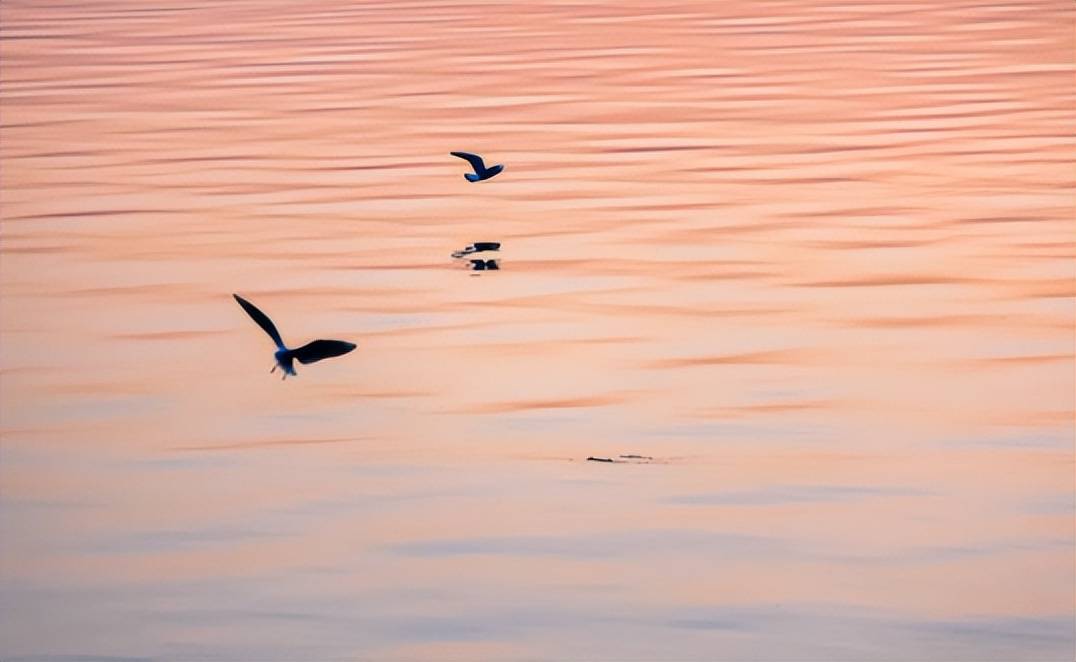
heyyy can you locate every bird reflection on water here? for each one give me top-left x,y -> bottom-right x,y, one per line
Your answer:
469,259 -> 500,271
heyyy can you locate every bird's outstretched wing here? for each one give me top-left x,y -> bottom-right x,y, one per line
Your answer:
291,339 -> 356,365
233,294 -> 285,350
450,151 -> 486,172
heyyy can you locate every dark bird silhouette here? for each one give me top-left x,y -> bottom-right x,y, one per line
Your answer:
450,152 -> 504,182
233,294 -> 356,380
452,242 -> 501,258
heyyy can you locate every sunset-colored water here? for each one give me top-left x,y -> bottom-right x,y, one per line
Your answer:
2,1 -> 1073,659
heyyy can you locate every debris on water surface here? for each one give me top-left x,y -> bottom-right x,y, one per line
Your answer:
586,454 -> 657,464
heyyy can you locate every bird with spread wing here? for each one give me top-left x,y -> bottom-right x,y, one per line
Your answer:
450,151 -> 504,182
233,294 -> 356,380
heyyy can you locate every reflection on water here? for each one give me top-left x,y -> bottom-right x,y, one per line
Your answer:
1,0 -> 1073,659
469,259 -> 499,271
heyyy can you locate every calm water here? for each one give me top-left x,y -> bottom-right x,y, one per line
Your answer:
2,1 -> 1074,660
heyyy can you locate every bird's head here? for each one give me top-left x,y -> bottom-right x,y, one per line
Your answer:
274,349 -> 297,378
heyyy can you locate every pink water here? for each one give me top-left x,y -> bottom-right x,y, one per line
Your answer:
2,1 -> 1074,659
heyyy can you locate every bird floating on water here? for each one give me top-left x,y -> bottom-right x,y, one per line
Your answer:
451,242 -> 501,258
233,294 -> 356,380
450,151 -> 504,182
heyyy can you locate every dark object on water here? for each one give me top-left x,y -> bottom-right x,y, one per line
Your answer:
233,294 -> 356,380
470,259 -> 499,271
450,151 -> 504,182
587,456 -> 615,463
620,454 -> 653,460
451,242 -> 501,258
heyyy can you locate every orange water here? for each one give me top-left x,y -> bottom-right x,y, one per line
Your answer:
2,1 -> 1073,659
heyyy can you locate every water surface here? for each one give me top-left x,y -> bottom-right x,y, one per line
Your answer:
1,1 -> 1073,660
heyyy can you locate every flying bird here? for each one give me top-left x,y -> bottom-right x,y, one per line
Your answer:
233,294 -> 356,379
450,151 -> 504,182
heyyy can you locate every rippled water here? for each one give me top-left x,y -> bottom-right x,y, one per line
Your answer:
2,1 -> 1074,660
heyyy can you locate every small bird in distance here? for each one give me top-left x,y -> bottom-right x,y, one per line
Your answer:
233,294 -> 356,380
450,151 -> 504,182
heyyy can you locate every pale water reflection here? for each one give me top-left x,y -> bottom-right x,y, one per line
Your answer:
1,0 -> 1074,660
